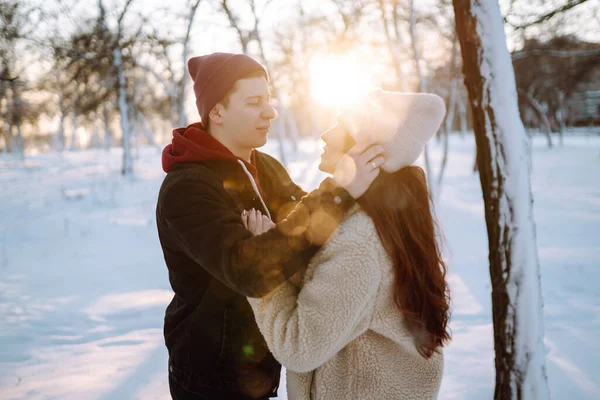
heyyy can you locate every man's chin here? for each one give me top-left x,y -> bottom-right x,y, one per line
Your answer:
253,136 -> 268,148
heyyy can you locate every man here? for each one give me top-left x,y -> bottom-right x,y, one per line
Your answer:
156,52 -> 385,399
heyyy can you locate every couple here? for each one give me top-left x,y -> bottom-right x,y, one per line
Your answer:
156,52 -> 451,400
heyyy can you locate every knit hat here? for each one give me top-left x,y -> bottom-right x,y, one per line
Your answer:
338,89 -> 446,172
187,53 -> 268,126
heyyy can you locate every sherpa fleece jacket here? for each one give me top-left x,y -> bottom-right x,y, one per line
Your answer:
248,206 -> 444,399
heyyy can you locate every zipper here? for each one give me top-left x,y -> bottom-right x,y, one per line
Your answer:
237,160 -> 272,220
308,370 -> 316,399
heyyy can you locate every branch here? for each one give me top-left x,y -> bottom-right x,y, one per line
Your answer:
135,60 -> 178,98
512,0 -> 590,30
220,0 -> 248,50
117,0 -> 136,37
183,0 -> 203,48
512,48 -> 600,60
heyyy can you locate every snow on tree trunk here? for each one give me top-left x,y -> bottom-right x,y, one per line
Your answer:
114,47 -> 133,175
452,1 -> 550,398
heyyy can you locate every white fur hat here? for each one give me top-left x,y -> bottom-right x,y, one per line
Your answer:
338,89 -> 446,173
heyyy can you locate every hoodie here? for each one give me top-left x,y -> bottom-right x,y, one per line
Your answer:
162,122 -> 267,212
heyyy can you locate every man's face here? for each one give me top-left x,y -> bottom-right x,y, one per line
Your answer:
219,76 -> 276,150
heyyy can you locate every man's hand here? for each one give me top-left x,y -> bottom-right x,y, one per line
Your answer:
332,142 -> 385,199
242,208 -> 276,236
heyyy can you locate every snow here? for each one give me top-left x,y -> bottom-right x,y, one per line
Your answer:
1,133 -> 599,399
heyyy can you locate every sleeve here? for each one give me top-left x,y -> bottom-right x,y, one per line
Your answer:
247,226 -> 383,372
159,171 -> 355,298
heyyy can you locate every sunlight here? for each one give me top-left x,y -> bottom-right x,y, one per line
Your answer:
309,53 -> 374,108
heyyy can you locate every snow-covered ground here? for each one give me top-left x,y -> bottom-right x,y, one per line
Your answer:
0,133 -> 598,399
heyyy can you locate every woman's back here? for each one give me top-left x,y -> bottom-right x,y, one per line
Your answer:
281,207 -> 443,400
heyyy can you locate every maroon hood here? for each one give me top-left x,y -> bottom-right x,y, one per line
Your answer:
162,122 -> 261,179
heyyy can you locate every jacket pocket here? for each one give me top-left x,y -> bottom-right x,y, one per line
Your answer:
217,306 -> 236,367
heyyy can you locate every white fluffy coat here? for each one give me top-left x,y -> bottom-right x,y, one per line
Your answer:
248,207 -> 444,399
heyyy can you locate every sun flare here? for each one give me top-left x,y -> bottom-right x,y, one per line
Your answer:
309,53 -> 374,108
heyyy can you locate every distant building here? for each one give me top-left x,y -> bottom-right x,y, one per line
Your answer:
565,65 -> 600,126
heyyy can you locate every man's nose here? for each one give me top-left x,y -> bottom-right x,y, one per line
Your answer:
262,103 -> 277,120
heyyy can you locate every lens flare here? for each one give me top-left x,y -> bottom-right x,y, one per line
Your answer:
309,53 -> 373,108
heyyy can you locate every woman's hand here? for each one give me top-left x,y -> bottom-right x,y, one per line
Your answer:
242,208 -> 276,236
332,142 -> 385,199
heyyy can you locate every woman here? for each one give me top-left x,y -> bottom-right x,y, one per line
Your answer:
244,89 -> 451,399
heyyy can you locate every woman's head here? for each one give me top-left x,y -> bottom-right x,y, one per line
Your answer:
357,166 -> 451,358
319,123 -> 356,173
319,89 -> 446,175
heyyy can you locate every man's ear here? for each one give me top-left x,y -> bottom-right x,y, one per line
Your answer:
209,104 -> 224,126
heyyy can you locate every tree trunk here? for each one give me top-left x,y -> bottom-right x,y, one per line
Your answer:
179,0 -> 202,127
253,22 -> 289,165
103,103 -> 113,150
55,88 -> 67,152
437,78 -> 458,193
392,2 -> 410,92
452,1 -> 550,398
379,0 -> 407,91
436,37 -> 460,195
114,47 -> 133,175
556,90 -> 565,147
138,112 -> 161,152
90,121 -> 101,148
409,0 -> 434,196
10,80 -> 24,157
5,117 -> 13,152
70,113 -> 78,151
519,89 -> 553,148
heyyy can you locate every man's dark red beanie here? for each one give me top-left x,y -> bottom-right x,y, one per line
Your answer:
187,53 -> 268,127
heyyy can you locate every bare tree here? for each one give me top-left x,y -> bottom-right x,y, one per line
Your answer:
378,0 -> 410,91
408,0 -> 435,196
105,0 -> 135,174
452,0 -> 550,398
436,35 -> 460,194
0,0 -> 38,155
179,0 -> 203,127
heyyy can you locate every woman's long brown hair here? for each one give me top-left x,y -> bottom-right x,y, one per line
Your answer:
357,166 -> 451,358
